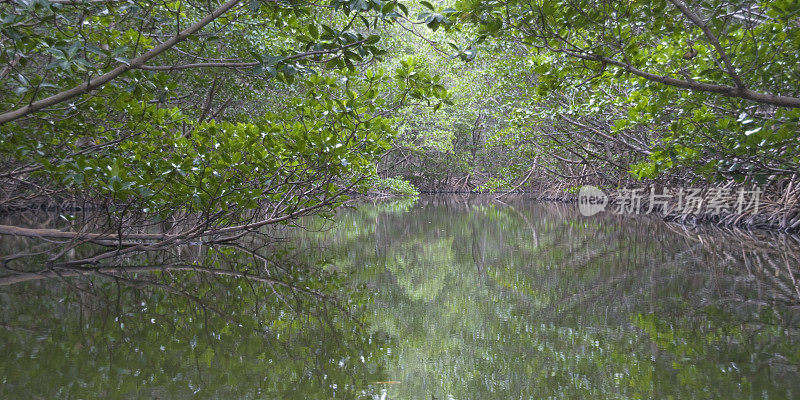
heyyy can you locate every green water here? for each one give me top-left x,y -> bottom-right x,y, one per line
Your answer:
1,196 -> 799,399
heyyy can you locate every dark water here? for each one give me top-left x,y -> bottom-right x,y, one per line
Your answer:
1,196 -> 799,399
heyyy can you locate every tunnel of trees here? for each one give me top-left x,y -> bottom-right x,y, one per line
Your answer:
0,0 -> 799,269
2,2 -> 800,397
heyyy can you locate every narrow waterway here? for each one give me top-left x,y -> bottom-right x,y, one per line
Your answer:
1,195 -> 799,398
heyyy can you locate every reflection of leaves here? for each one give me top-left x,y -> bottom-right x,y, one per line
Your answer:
391,238 -> 454,301
633,306 -> 800,394
299,200 -> 800,399
0,244 -> 390,399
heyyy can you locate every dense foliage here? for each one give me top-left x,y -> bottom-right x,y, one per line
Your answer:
0,0 -> 450,250
460,0 -> 800,185
2,2 -> 800,395
372,1 -> 800,204
3,0 -> 799,228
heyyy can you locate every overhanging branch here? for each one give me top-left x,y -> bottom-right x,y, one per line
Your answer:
561,50 -> 800,108
0,0 -> 243,125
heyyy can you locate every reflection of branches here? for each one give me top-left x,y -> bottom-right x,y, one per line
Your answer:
483,200 -> 800,331
0,250 -> 348,344
1,263 -> 319,296
0,178 -> 361,273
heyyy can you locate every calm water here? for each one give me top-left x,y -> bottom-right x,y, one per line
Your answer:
1,195 -> 799,398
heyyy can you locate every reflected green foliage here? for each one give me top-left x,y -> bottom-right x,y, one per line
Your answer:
296,196 -> 800,399
2,198 -> 800,398
0,243 -> 391,399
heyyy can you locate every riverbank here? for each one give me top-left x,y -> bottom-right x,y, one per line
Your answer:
532,183 -> 800,233
359,182 -> 800,233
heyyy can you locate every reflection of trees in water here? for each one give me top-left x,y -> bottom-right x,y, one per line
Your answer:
634,226 -> 800,395
671,227 -> 800,310
11,199 -> 794,398
306,197 -> 800,399
0,221 -> 390,399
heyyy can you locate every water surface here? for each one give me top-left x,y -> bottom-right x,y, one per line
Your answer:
1,195 -> 799,398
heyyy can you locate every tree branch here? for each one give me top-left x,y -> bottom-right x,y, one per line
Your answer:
560,49 -> 800,108
559,115 -> 651,155
0,0 -> 244,125
135,39 -> 368,71
668,0 -> 745,89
